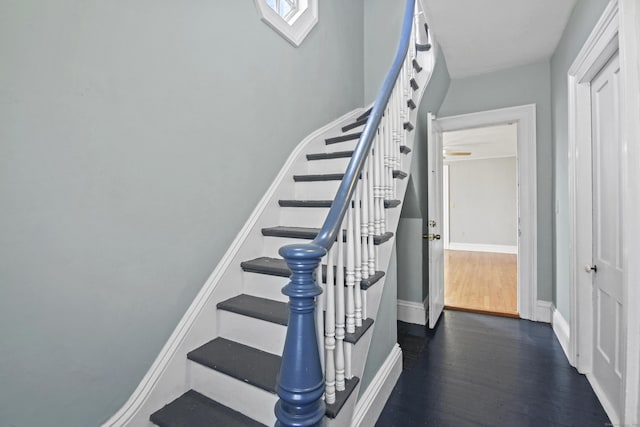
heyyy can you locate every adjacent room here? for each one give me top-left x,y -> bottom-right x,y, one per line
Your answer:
442,123 -> 519,317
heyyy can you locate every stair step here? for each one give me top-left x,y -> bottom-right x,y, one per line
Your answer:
325,132 -> 362,145
416,42 -> 432,52
342,117 -> 369,132
410,78 -> 419,91
407,99 -> 417,110
218,294 -> 288,326
356,107 -> 373,122
262,226 -> 392,245
279,199 -> 401,209
327,377 -> 359,419
294,173 -> 346,182
403,122 -> 414,131
400,146 -> 412,155
150,390 -> 265,427
307,151 -> 354,161
188,338 -> 280,394
240,257 -> 385,291
393,170 -> 407,179
412,58 -> 423,73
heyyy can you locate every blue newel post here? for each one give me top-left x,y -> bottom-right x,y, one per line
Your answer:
275,243 -> 327,427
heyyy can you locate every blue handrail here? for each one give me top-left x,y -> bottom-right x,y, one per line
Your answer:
275,1 -> 417,425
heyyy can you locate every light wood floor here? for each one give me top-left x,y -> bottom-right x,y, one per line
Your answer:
444,250 -> 518,317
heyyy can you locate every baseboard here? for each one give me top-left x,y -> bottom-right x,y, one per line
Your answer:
351,344 -> 402,427
535,300 -> 553,323
551,306 -> 571,364
397,299 -> 427,325
448,242 -> 517,254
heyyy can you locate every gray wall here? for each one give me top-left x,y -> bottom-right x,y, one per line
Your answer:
0,1 -> 364,425
438,61 -> 554,302
448,157 -> 518,246
550,0 -> 608,319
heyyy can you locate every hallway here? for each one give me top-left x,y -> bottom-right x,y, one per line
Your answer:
377,311 -> 610,426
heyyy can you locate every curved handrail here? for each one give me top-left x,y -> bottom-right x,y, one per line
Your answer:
283,0 -> 416,256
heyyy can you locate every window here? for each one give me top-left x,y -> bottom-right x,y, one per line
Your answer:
255,0 -> 317,47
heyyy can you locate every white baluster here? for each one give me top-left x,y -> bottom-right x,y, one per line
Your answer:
345,341 -> 352,380
324,246 -> 336,404
316,264 -> 325,374
374,131 -> 383,237
353,181 -> 363,328
346,198 -> 356,335
368,151 -> 376,276
361,161 -> 370,281
335,227 -> 345,392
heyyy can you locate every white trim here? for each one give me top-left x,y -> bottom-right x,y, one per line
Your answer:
254,0 -> 317,47
567,0 -> 619,381
101,108 -> 363,427
397,299 -> 427,325
619,1 -> 640,424
444,154 -> 517,163
552,306 -> 572,363
447,243 -> 517,255
442,164 -> 450,249
435,104 -> 537,321
535,300 -> 553,324
351,344 -> 402,427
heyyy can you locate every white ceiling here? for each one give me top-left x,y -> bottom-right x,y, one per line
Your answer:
422,0 -> 578,78
443,123 -> 516,162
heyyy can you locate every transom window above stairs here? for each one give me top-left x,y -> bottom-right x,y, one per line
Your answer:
255,0 -> 317,47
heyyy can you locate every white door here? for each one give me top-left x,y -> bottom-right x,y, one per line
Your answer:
590,52 -> 623,418
427,112 -> 444,329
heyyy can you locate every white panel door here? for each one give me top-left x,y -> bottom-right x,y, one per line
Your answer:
590,52 -> 623,419
427,112 -> 444,329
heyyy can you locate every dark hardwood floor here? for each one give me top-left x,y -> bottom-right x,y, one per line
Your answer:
377,310 -> 611,427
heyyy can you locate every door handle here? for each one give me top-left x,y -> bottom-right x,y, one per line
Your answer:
584,264 -> 598,273
423,233 -> 441,241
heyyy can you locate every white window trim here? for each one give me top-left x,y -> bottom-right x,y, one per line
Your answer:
255,0 -> 317,47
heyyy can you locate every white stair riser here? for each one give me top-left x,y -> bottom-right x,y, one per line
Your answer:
243,272 -> 289,302
307,158 -> 352,174
279,207 -> 330,227
325,139 -> 359,152
262,236 -> 316,259
218,311 -> 286,355
294,180 -> 341,199
188,361 -> 277,426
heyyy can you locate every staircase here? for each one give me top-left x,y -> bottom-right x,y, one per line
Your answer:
103,1 -> 435,426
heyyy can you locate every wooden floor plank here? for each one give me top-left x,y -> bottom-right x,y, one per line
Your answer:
378,311 -> 611,426
445,250 -> 518,316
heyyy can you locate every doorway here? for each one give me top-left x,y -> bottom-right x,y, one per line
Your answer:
442,124 -> 519,317
427,104 -> 537,325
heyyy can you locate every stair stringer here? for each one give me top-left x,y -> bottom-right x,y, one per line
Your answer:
101,107 -> 368,427
327,45 -> 437,427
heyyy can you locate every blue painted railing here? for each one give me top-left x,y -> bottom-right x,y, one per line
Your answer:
275,1 -> 416,425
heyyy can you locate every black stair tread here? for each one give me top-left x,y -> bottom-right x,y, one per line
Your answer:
307,151 -> 354,161
416,42 -> 432,52
342,117 -> 369,132
410,78 -> 419,90
344,318 -> 374,345
150,390 -> 265,427
293,173 -> 346,182
400,145 -> 411,155
187,338 -> 280,394
407,99 -> 417,110
412,58 -> 423,73
356,107 -> 373,122
403,122 -> 414,131
393,170 -> 408,179
279,199 -> 401,209
240,257 -> 385,291
326,377 -> 360,419
262,226 -> 393,245
218,294 -> 287,326
325,132 -> 362,145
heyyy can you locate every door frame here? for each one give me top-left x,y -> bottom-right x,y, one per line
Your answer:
434,104 -> 537,321
569,0 -> 640,424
